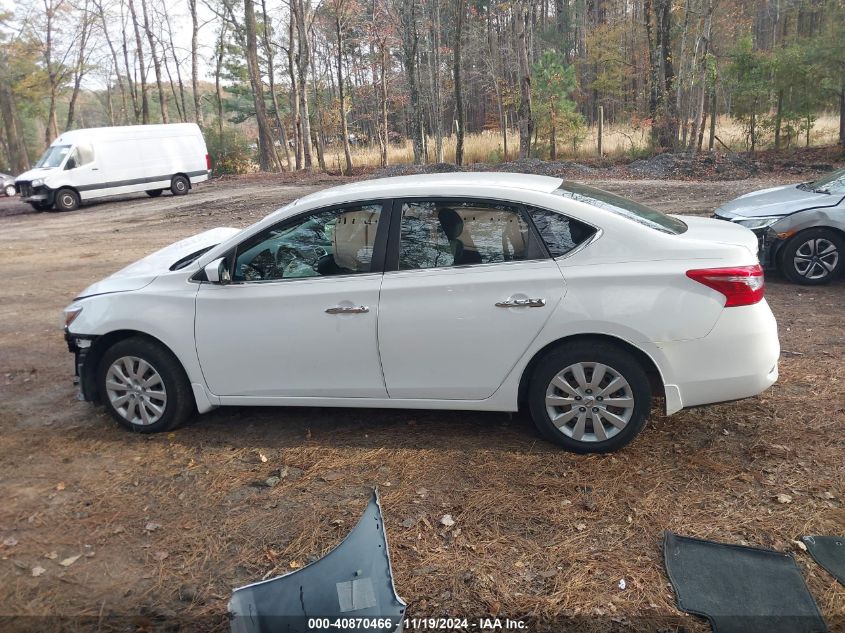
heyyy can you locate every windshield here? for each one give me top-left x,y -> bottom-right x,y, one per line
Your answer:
35,145 -> 71,169
554,181 -> 687,234
805,168 -> 845,195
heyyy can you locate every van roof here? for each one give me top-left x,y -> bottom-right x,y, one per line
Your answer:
53,123 -> 202,145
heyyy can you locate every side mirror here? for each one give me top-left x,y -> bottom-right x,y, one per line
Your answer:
204,257 -> 231,284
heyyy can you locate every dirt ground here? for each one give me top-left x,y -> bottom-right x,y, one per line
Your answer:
1,173 -> 843,633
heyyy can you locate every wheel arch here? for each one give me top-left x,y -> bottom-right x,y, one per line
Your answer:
80,329 -> 185,402
517,333 -> 666,407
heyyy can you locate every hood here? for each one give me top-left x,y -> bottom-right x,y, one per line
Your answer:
671,215 -> 759,256
714,183 -> 839,218
15,167 -> 58,182
76,227 -> 240,299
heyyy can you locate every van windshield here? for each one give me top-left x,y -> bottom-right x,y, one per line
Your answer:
35,145 -> 72,169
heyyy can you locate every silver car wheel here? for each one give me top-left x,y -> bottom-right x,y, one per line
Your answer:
105,356 -> 168,426
545,362 -> 635,443
794,238 -> 839,281
4,184 -> 15,197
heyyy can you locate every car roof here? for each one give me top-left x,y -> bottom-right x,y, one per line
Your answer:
291,172 -> 564,208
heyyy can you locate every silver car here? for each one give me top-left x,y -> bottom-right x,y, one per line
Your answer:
714,168 -> 845,285
1,172 -> 16,197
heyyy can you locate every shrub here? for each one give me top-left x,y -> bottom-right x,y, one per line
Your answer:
206,127 -> 256,175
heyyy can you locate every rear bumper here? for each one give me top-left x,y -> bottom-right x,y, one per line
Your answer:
657,299 -> 780,412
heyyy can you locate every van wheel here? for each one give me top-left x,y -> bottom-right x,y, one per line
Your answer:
55,188 -> 80,211
30,201 -> 52,212
98,336 -> 195,433
527,341 -> 652,453
146,189 -> 163,198
170,175 -> 190,196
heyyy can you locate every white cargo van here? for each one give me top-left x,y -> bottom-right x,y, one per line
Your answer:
15,123 -> 210,212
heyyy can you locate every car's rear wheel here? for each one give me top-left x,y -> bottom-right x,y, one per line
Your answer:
4,184 -> 15,197
146,189 -> 163,197
170,175 -> 190,196
55,188 -> 80,211
98,337 -> 194,433
781,228 -> 844,285
528,341 -> 652,453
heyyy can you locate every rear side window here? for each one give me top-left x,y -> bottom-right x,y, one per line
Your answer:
527,207 -> 597,257
398,200 -> 545,270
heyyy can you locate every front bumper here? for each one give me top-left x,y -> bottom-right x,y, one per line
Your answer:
65,329 -> 96,401
17,181 -> 54,204
711,214 -> 781,269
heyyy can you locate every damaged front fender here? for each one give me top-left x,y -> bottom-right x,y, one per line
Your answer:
229,490 -> 406,633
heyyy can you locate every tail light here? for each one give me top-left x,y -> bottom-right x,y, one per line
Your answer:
206,154 -> 211,170
686,264 -> 764,307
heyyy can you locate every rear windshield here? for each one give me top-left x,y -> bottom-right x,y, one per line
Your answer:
554,181 -> 687,235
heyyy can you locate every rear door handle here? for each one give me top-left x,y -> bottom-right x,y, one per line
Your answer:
325,305 -> 369,314
495,298 -> 546,308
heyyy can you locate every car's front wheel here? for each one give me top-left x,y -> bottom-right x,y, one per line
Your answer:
146,189 -> 163,197
4,184 -> 15,197
781,228 -> 844,285
98,337 -> 194,433
528,341 -> 652,453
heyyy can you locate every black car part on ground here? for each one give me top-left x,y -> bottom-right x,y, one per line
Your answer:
802,536 -> 845,587
229,490 -> 406,633
664,532 -> 827,633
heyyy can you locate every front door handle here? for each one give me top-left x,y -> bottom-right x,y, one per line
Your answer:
495,298 -> 546,308
325,305 -> 370,314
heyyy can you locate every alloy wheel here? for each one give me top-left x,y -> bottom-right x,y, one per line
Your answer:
545,362 -> 635,443
793,238 -> 839,281
105,356 -> 168,426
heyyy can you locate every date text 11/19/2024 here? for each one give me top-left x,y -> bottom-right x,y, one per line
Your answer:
306,618 -> 529,631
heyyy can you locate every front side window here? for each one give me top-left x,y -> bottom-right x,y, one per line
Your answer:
233,204 -> 382,282
398,200 -> 543,271
35,145 -> 71,169
76,143 -> 95,165
527,207 -> 598,257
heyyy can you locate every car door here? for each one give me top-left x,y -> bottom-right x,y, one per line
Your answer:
377,198 -> 567,400
64,143 -> 102,198
194,202 -> 390,398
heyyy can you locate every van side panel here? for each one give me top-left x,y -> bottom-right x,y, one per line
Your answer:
73,125 -> 209,201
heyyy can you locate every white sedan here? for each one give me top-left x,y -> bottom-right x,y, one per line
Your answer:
64,174 -> 779,453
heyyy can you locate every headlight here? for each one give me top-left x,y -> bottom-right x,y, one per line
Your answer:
32,178 -> 44,187
63,305 -> 83,328
733,217 -> 781,230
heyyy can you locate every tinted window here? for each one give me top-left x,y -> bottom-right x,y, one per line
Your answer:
233,204 -> 382,282
528,207 -> 597,257
398,200 -> 543,270
554,181 -> 687,235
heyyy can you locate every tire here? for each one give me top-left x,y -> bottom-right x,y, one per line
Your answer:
4,184 -> 15,197
527,341 -> 652,453
30,201 -> 52,212
170,175 -> 190,196
97,336 -> 195,433
54,188 -> 80,211
146,189 -> 164,197
780,228 -> 844,285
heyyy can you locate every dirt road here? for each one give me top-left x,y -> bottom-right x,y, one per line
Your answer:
1,176 -> 843,632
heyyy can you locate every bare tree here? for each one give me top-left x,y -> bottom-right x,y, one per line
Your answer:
139,0 -> 168,122
188,0 -> 203,125
515,1 -> 532,158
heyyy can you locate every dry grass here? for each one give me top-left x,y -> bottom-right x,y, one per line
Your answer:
339,114 -> 843,169
0,176 -> 843,632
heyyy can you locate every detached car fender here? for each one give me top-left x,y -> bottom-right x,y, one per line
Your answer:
229,490 -> 406,633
